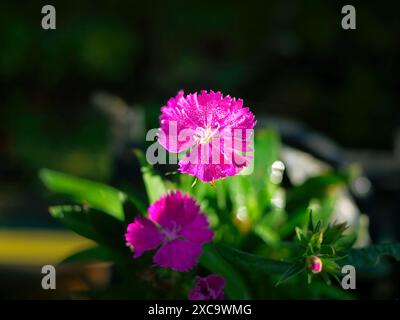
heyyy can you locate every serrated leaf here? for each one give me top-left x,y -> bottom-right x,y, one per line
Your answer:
334,233 -> 357,251
343,243 -> 400,269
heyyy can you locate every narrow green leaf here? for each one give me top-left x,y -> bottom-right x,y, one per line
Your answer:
250,130 -> 281,215
216,244 -> 291,276
200,244 -> 251,299
49,205 -> 125,248
62,246 -> 112,264
308,210 -> 314,232
86,208 -> 126,248
40,168 -> 125,221
134,150 -> 167,203
49,205 -> 98,241
125,193 -> 148,216
276,262 -> 305,286
191,178 -> 198,188
323,222 -> 349,245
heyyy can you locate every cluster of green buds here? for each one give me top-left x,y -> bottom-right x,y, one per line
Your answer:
277,212 -> 356,286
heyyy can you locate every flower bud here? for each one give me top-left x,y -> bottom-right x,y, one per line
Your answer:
306,256 -> 323,274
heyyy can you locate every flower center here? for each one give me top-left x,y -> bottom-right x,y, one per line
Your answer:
194,125 -> 220,144
161,221 -> 182,242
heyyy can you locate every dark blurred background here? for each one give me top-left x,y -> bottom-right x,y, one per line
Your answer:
0,0 -> 399,298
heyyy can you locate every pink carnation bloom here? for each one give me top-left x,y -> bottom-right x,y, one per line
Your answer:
125,191 -> 214,272
188,274 -> 225,300
158,90 -> 256,182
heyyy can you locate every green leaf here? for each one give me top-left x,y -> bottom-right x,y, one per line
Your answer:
62,246 -> 112,264
286,171 -> 350,213
254,220 -> 280,247
323,222 -> 349,245
334,233 -> 357,251
295,227 -> 304,242
126,193 -> 147,216
134,150 -> 167,204
280,207 -> 309,237
309,231 -> 324,250
322,258 -> 341,274
200,244 -> 251,299
40,168 -> 125,221
216,244 -> 291,276
343,243 -> 400,269
122,193 -> 147,222
321,272 -> 332,285
276,262 -> 305,286
86,208 -> 126,249
314,220 -> 322,233
307,211 -> 314,232
49,205 -> 98,241
252,130 -> 280,189
49,205 -> 126,249
251,130 -> 281,215
191,178 -> 198,188
312,197 -> 336,228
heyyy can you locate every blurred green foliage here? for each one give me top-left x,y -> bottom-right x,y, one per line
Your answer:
39,130 -> 400,299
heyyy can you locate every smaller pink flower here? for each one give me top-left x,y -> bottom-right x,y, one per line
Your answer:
125,191 -> 214,272
306,256 -> 323,274
188,275 -> 225,300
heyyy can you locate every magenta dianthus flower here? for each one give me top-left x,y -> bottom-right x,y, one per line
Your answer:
125,191 -> 214,272
188,274 -> 225,300
158,90 -> 256,182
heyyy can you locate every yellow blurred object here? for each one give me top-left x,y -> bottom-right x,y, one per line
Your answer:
0,229 -> 94,266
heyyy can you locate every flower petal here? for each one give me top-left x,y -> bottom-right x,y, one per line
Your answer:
158,90 -> 256,158
153,239 -> 202,272
178,142 -> 240,182
125,217 -> 164,258
148,191 -> 204,232
159,91 -> 202,153
181,213 -> 214,244
177,126 -> 253,182
188,275 -> 225,300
